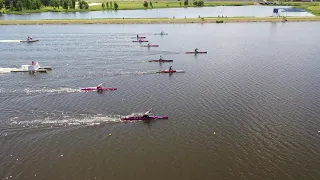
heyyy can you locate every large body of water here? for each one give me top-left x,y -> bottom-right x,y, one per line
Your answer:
0,22 -> 320,180
0,6 -> 314,20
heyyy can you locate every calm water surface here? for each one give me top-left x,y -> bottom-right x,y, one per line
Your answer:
0,6 -> 314,20
0,22 -> 320,180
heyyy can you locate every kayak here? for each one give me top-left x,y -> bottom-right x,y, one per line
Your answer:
185,51 -> 207,54
157,70 -> 185,73
148,60 -> 173,62
81,87 -> 117,91
141,45 -> 159,47
121,115 -> 168,121
132,40 -> 149,42
154,33 -> 168,35
20,40 -> 39,43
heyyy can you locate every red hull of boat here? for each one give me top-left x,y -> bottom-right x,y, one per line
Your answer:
121,116 -> 168,121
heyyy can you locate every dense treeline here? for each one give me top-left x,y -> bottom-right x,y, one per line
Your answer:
0,0 -> 89,11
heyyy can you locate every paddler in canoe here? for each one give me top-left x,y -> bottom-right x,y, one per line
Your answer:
159,56 -> 163,60
143,108 -> 153,118
97,82 -> 103,91
169,66 -> 172,71
195,48 -> 199,54
137,34 -> 139,40
27,36 -> 33,42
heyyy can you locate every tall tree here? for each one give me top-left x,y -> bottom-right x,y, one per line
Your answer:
113,1 -> 117,10
68,0 -> 74,8
16,0 -> 22,10
0,0 -> 3,9
4,0 -> 10,9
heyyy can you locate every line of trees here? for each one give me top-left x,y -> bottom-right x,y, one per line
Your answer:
1,0 -> 89,11
101,1 -> 118,10
183,0 -> 204,7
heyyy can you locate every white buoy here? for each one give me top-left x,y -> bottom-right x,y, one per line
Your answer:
109,133 -> 112,136
60,154 -> 63,157
213,132 -> 216,135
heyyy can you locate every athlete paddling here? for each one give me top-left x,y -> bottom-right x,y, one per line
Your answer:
97,83 -> 103,91
195,48 -> 199,54
143,108 -> 153,118
169,66 -> 172,71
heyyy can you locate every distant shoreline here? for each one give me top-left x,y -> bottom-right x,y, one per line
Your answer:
1,17 -> 320,25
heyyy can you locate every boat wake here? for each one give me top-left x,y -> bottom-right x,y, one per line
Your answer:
8,113 -> 123,129
23,87 -> 82,94
0,68 -> 18,74
0,40 -> 21,43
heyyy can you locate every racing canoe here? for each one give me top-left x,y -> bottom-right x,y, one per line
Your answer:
20,40 -> 39,43
121,115 -> 168,121
81,87 -> 117,91
132,40 -> 149,42
154,33 -> 168,35
148,60 -> 173,62
185,51 -> 207,54
157,70 -> 185,73
141,45 -> 159,47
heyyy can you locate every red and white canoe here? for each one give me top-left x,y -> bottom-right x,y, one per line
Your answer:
141,44 -> 159,47
81,87 -> 117,91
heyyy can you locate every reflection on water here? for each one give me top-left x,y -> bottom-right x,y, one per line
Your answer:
0,6 -> 314,20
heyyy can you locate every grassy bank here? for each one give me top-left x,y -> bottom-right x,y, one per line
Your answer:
1,1 -> 319,16
0,1 -> 253,14
1,17 -> 320,25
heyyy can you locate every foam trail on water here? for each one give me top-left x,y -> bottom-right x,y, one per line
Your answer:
0,68 -> 18,74
0,40 -> 21,43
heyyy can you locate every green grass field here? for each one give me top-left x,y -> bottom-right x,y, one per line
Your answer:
1,1 -> 319,16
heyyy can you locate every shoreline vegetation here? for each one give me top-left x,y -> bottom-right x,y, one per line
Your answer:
1,17 -> 320,25
0,1 -> 319,16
